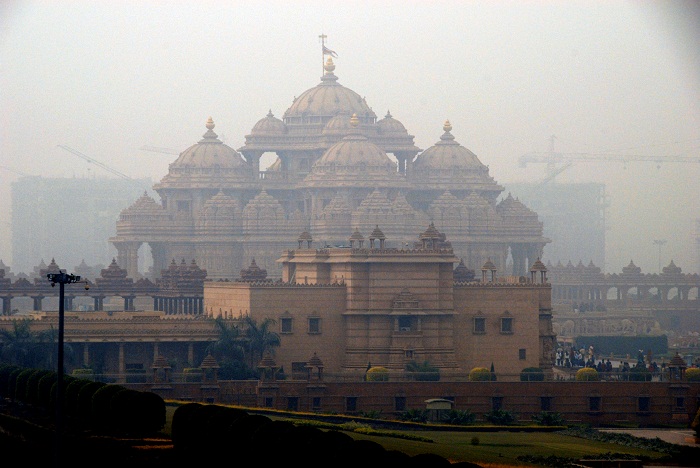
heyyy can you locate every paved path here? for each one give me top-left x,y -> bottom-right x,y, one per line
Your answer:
600,428 -> 699,447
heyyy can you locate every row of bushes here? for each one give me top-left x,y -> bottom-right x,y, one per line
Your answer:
365,366 -> 546,382
574,366 -> 700,381
0,364 -> 165,436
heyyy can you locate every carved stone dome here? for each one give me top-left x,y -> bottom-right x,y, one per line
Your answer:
302,114 -> 404,189
171,117 -> 247,169
322,112 -> 353,136
250,110 -> 287,136
377,110 -> 408,136
410,121 -> 503,198
157,118 -> 254,189
283,58 -> 377,125
413,120 -> 486,171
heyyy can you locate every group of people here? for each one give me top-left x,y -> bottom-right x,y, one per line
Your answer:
555,345 -> 666,380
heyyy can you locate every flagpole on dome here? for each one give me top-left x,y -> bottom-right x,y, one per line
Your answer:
319,33 -> 337,75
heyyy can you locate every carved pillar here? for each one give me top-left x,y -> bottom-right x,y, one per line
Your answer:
1,296 -> 11,315
118,342 -> 126,382
115,241 -> 142,279
83,343 -> 89,367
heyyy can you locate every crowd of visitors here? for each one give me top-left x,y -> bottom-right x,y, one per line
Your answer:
554,345 -> 669,381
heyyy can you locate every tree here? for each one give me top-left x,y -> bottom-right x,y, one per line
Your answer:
244,317 -> 281,368
207,317 -> 245,363
0,320 -> 41,368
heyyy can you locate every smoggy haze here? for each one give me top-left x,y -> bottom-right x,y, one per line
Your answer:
1,1 -> 698,274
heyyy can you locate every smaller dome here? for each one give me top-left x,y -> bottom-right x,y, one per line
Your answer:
170,117 -> 247,169
413,121 -> 486,171
482,258 -> 496,271
377,110 -> 408,135
322,112 -> 352,136
250,110 -> 287,135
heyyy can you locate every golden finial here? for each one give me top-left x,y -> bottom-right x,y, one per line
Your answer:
206,116 -> 215,130
443,120 -> 452,132
324,57 -> 336,73
350,113 -> 359,127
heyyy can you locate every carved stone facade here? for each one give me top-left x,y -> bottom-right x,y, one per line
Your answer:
110,58 -> 548,281
204,225 -> 554,379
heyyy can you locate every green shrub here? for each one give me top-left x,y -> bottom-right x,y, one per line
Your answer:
685,367 -> 700,382
691,406 -> 700,436
484,408 -> 517,425
628,365 -> 652,382
91,384 -> 128,433
441,409 -> 476,425
468,367 -> 495,381
397,408 -> 428,423
470,436 -> 480,445
0,365 -> 20,398
575,367 -> 599,381
365,366 -> 389,382
71,368 -> 95,378
13,368 -> 34,403
520,367 -> 545,381
532,411 -> 566,426
37,372 -> 58,408
25,369 -> 52,406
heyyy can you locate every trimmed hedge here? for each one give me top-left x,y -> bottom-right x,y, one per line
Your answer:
469,367 -> 495,381
365,366 -> 389,382
575,367 -> 599,381
574,335 -> 668,356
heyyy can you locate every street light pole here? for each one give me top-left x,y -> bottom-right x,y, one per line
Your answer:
652,239 -> 667,273
47,271 -> 87,468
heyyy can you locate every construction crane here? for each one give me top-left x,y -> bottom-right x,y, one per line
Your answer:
57,145 -> 132,180
140,145 -> 180,155
519,135 -> 700,184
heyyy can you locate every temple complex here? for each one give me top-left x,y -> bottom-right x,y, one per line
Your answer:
110,57 -> 549,281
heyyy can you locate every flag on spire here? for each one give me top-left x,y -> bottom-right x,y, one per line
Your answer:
322,45 -> 338,58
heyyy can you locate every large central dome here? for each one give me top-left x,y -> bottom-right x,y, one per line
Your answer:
283,57 -> 377,125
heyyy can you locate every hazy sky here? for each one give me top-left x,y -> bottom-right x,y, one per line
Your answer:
1,0 -> 698,274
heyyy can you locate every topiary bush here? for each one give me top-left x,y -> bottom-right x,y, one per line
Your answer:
441,409 -> 476,425
397,408 -> 428,423
575,367 -> 599,381
685,367 -> 700,382
468,367 -> 495,381
520,367 -> 545,381
365,366 -> 389,382
692,406 -> 700,436
628,365 -> 652,381
532,411 -> 566,426
484,408 -> 517,425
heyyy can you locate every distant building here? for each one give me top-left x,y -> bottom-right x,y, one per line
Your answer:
204,225 -> 555,378
505,181 -> 607,269
11,176 -> 152,275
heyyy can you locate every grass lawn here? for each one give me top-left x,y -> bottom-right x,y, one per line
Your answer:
163,404 -> 675,467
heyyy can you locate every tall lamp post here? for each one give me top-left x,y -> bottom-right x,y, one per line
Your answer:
652,239 -> 667,273
47,271 -> 88,467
